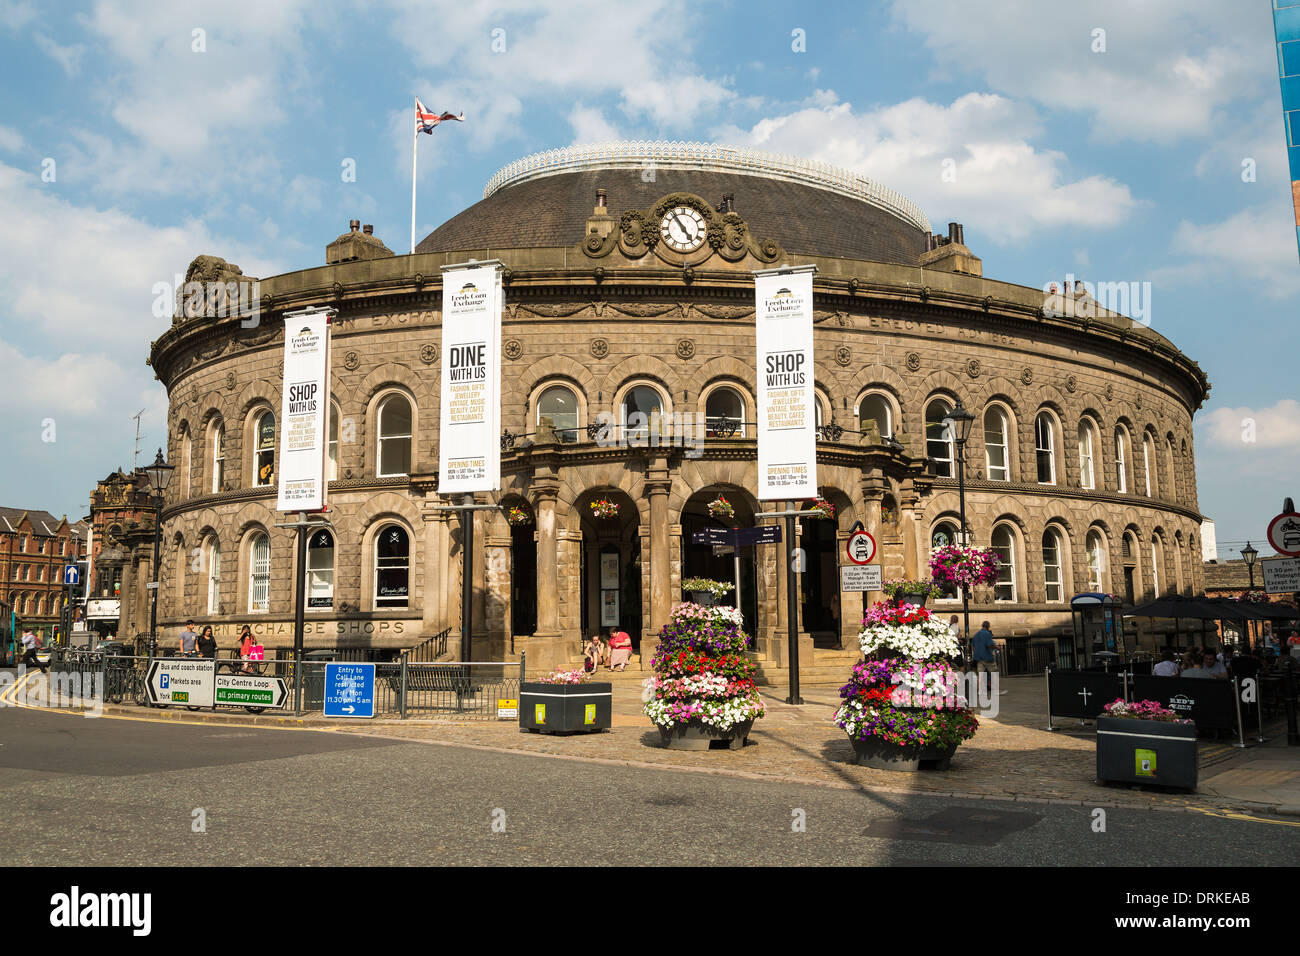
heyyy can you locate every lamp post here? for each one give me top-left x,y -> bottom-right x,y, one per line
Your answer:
1241,541 -> 1258,591
942,402 -> 976,650
142,448 -> 175,659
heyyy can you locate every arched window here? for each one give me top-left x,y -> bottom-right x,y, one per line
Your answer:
925,399 -> 954,477
327,403 -> 339,481
858,393 -> 892,443
1078,420 -> 1095,489
1174,530 -> 1186,594
1042,528 -> 1064,602
813,396 -> 826,428
173,540 -> 185,611
377,394 -> 413,477
204,537 -> 222,614
992,525 -> 1016,602
1114,426 -> 1129,493
248,532 -> 270,613
1142,432 -> 1156,497
253,410 -> 276,486
1165,437 -> 1177,501
621,383 -> 663,440
375,525 -> 410,608
307,529 -> 335,610
1086,530 -> 1106,592
931,522 -> 961,601
181,428 -> 192,498
1035,413 -> 1056,484
984,406 -> 1010,481
1150,534 -> 1163,596
705,386 -> 746,437
537,384 -> 580,441
210,419 -> 225,494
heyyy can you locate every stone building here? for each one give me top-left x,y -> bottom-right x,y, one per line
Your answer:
83,469 -> 162,643
146,142 -> 1210,675
0,507 -> 87,640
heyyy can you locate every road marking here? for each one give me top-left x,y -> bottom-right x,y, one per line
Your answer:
1186,806 -> 1300,828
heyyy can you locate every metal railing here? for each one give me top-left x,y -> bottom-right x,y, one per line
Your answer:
407,625 -> 453,663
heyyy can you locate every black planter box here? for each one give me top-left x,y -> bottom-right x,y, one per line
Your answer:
519,682 -> 612,734
1096,716 -> 1198,790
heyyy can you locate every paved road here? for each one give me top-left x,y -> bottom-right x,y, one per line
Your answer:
0,706 -> 1295,866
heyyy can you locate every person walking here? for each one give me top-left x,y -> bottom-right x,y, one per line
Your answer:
178,620 -> 199,658
237,625 -> 257,674
971,621 -> 1004,697
196,625 -> 217,659
20,629 -> 46,673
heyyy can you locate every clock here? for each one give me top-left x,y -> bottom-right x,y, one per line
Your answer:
659,205 -> 706,253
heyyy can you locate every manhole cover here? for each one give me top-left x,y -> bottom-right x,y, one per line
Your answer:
863,807 -> 1041,846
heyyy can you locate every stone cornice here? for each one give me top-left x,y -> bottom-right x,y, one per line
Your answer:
924,476 -> 1203,524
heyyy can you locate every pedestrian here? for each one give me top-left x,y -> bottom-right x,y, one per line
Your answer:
1152,649 -> 1179,677
196,625 -> 217,659
20,629 -> 46,673
970,620 -> 1004,697
178,620 -> 199,658
238,625 -> 256,674
607,627 -> 633,671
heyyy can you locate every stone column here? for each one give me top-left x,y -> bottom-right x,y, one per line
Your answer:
646,464 -> 672,646
533,482 -> 560,640
484,531 -> 512,660
420,501 -> 445,639
899,483 -> 922,580
860,476 -> 887,633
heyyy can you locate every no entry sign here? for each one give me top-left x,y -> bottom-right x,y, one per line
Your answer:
1266,511 -> 1300,557
846,529 -> 876,565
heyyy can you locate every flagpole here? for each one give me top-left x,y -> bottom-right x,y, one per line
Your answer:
410,97 -> 418,256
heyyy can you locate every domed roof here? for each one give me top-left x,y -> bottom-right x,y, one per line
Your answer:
417,141 -> 931,266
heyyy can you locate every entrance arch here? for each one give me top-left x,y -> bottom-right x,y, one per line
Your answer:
574,488 -> 642,646
502,495 -> 537,638
678,485 -> 760,640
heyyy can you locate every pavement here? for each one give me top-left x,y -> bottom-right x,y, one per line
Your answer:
5,667 -> 1300,822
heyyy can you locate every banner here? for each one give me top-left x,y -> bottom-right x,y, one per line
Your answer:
276,312 -> 331,511
755,267 -> 817,500
439,263 -> 502,493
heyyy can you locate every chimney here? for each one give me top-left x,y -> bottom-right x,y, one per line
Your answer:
948,222 -> 964,245
362,224 -> 374,235
719,193 -> 734,213
595,188 -> 607,209
349,219 -> 360,232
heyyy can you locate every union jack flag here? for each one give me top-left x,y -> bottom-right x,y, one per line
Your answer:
416,98 -> 464,134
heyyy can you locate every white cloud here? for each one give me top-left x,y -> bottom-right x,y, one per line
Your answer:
33,31 -> 85,74
568,104 -> 622,144
888,0 -> 1275,143
620,76 -> 734,129
0,124 -> 24,152
1199,401 -> 1300,451
717,93 -> 1142,243
1158,204 -> 1300,298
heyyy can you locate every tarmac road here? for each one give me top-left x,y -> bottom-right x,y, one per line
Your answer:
1,706 -> 1296,866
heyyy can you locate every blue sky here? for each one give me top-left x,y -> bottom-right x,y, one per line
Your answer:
0,0 -> 1295,559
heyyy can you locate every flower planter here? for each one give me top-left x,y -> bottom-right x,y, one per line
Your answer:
658,718 -> 753,751
687,591 -> 718,606
850,736 -> 958,771
889,593 -> 929,608
518,681 -> 612,734
1096,716 -> 1197,790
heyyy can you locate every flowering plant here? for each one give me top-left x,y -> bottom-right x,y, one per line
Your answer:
590,498 -> 620,519
928,545 -> 999,590
804,495 -> 835,519
882,579 -> 941,599
1232,590 -> 1267,604
681,577 -> 733,598
858,601 -> 961,661
833,656 -> 979,748
707,495 -> 735,518
643,601 -> 764,732
536,667 -> 591,685
1101,698 -> 1193,723
505,505 -> 532,526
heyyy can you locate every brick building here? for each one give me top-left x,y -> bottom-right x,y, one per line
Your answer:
145,141 -> 1211,675
83,469 -> 160,643
0,507 -> 88,640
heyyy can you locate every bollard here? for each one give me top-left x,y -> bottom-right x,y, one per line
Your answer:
1045,666 -> 1054,731
1232,678 -> 1247,749
399,651 -> 409,720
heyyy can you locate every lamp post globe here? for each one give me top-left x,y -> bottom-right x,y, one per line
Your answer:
1241,541 -> 1258,591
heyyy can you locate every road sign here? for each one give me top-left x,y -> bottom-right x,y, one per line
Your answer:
691,526 -> 781,547
324,662 -> 375,718
1262,556 -> 1300,594
691,527 -> 732,546
1267,511 -> 1300,557
735,526 -> 780,545
63,565 -> 79,585
841,565 -> 882,591
215,673 -> 287,709
146,659 -> 215,707
846,529 -> 876,565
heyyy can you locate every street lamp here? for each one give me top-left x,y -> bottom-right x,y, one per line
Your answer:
142,448 -> 174,658
943,401 -> 976,648
1241,541 -> 1258,590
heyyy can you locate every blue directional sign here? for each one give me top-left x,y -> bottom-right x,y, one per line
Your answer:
324,662 -> 375,718
63,564 -> 80,585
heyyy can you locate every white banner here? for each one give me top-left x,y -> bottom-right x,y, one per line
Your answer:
276,312 -> 331,511
755,268 -> 817,500
439,263 -> 502,493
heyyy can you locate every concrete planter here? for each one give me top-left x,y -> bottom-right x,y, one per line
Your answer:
687,591 -> 719,606
659,718 -> 753,750
519,682 -> 612,734
1096,716 -> 1197,790
850,736 -> 958,771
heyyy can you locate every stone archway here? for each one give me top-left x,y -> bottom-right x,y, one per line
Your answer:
573,487 -> 642,646
678,484 -> 761,641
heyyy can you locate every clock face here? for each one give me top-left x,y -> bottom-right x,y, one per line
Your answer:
660,205 -> 706,253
